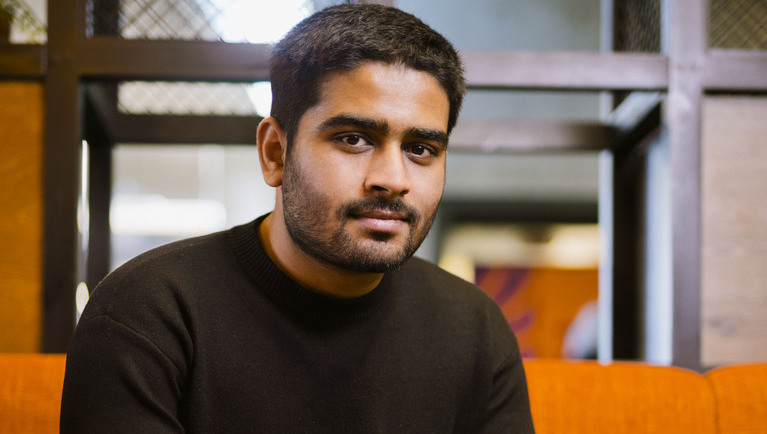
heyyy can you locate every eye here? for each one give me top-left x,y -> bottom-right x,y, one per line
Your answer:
340,134 -> 365,146
406,143 -> 438,159
334,134 -> 374,152
409,144 -> 430,156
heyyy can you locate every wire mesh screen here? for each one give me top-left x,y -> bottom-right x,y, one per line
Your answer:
86,0 -> 326,41
88,0 -> 224,40
1,0 -> 46,43
118,81 -> 266,116
613,0 -> 662,52
709,0 -> 767,49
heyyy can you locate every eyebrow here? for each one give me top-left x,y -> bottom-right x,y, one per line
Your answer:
317,114 -> 389,136
405,127 -> 449,150
317,114 -> 449,150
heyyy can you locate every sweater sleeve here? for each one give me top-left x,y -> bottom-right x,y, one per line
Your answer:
60,313 -> 187,434
480,306 -> 536,433
59,244 -> 197,434
481,347 -> 536,433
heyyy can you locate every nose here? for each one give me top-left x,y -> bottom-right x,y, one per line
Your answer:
364,144 -> 410,198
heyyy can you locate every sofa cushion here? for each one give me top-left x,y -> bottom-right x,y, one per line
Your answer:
0,353 -> 66,434
707,363 -> 767,434
524,359 -> 717,434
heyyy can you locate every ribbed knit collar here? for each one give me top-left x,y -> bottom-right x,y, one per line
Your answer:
228,215 -> 394,324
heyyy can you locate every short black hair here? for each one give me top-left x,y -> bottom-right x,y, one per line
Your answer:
269,4 -> 465,144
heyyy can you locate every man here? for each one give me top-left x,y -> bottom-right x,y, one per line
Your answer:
61,4 -> 534,433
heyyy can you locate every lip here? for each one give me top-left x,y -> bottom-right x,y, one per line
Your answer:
352,210 -> 409,232
356,209 -> 408,220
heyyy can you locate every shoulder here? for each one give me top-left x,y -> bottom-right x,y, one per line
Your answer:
388,256 -> 522,367
99,227 -> 241,294
394,256 -> 491,303
82,229 -> 236,322
70,232 -> 237,372
110,229 -> 232,279
389,256 -> 507,327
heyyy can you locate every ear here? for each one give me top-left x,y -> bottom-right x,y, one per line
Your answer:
257,117 -> 288,187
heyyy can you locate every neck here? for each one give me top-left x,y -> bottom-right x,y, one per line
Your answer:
258,213 -> 384,298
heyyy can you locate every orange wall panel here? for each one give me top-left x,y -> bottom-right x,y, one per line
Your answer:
477,267 -> 598,359
0,82 -> 44,352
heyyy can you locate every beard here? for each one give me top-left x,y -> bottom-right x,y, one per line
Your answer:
280,161 -> 438,273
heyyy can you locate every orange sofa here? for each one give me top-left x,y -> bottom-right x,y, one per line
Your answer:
1,353 -> 766,433
0,353 -> 65,433
525,359 -> 767,434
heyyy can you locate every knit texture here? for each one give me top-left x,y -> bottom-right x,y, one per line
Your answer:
61,216 -> 534,433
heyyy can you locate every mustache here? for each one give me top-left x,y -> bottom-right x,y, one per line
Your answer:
339,198 -> 419,223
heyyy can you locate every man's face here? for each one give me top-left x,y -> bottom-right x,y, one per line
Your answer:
281,62 -> 450,273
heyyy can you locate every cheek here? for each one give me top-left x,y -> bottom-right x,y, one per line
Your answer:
307,158 -> 362,200
320,153 -> 368,188
413,167 -> 445,207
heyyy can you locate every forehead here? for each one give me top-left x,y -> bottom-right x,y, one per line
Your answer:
305,62 -> 450,134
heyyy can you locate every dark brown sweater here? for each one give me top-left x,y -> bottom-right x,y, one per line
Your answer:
61,216 -> 534,433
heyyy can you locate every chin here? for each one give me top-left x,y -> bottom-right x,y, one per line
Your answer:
352,240 -> 416,271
